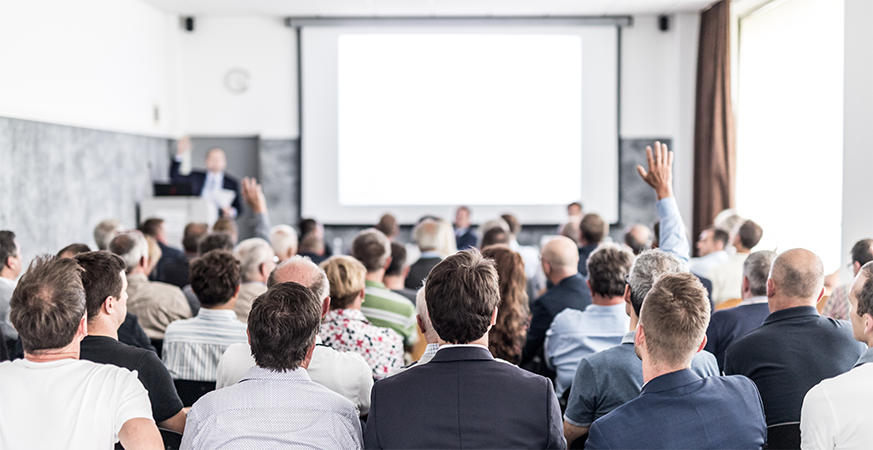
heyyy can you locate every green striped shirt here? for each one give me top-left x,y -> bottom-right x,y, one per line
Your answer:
361,280 -> 418,346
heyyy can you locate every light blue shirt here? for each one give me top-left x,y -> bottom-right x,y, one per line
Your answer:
657,196 -> 690,264
545,303 -> 630,395
181,366 -> 363,450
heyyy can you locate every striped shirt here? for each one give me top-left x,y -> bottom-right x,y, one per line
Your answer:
361,280 -> 418,346
162,308 -> 248,381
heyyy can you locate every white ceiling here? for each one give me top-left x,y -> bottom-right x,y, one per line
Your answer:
141,0 -> 717,18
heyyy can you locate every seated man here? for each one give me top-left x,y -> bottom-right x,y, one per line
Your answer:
689,227 -> 730,277
364,249 -> 565,449
802,261 -> 873,449
707,220 -> 764,304
181,282 -> 362,449
586,273 -> 766,449
545,244 -> 633,396
0,256 -> 161,449
231,237 -> 275,322
406,219 -> 443,290
384,242 -> 417,304
162,250 -> 248,382
75,251 -> 186,434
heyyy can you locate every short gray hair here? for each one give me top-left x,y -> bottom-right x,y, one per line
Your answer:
108,232 -> 148,273
744,250 -> 777,297
627,249 -> 687,317
270,225 -> 298,258
234,238 -> 275,282
94,219 -> 122,251
413,219 -> 441,252
267,255 -> 330,301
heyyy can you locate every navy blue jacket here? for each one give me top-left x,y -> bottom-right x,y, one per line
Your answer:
522,273 -> 592,366
364,346 -> 565,449
586,369 -> 766,449
455,228 -> 478,251
169,158 -> 241,213
705,302 -> 770,371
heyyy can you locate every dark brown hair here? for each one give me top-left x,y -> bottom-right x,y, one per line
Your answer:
73,251 -> 126,321
386,242 -> 407,277
376,214 -> 398,239
190,250 -> 241,307
587,244 -> 635,298
500,214 -> 521,236
183,223 -> 209,253
639,272 -> 710,367
249,282 -> 322,371
0,231 -> 17,269
56,243 -> 91,258
481,228 -> 510,249
481,246 -> 529,364
10,256 -> 86,353
138,218 -> 164,238
738,220 -> 763,250
580,213 -> 607,244
198,233 -> 234,255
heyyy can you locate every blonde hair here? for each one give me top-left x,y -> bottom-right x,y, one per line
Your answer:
319,256 -> 367,310
144,236 -> 162,277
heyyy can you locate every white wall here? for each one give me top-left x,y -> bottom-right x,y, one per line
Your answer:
176,17 -> 298,139
0,0 -> 177,136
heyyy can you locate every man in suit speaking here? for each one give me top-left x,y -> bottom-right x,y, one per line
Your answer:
364,248 -> 565,449
170,137 -> 242,218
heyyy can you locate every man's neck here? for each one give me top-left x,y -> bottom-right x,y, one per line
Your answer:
24,341 -> 81,363
206,302 -> 236,311
86,319 -> 119,341
0,270 -> 15,281
439,332 -> 489,348
365,271 -> 385,283
129,268 -> 147,278
642,361 -> 689,384
592,294 -> 625,306
383,276 -> 404,290
769,297 -> 815,313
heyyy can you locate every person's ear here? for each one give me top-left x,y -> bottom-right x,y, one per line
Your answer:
359,288 -> 366,301
139,256 -> 148,269
402,266 -> 410,279
767,278 -> 776,299
76,316 -> 88,341
864,314 -> 873,336
816,286 -> 825,304
416,315 -> 427,334
490,306 -> 498,326
587,279 -> 593,292
233,284 -> 241,298
696,334 -> 708,354
383,256 -> 393,272
246,328 -> 251,346
103,296 -> 115,315
321,298 -> 330,318
741,276 -> 750,293
854,261 -> 862,275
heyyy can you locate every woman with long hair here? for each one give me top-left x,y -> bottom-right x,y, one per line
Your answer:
481,245 -> 529,364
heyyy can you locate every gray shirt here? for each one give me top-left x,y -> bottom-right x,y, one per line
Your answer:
564,330 -> 719,428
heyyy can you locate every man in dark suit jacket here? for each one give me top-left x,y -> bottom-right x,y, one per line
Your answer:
169,137 -> 242,216
521,236 -> 592,372
406,219 -> 443,290
364,249 -> 565,449
454,206 -> 478,250
586,272 -> 766,449
577,213 -> 607,278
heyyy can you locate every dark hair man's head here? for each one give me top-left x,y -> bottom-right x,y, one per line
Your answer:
850,262 -> 873,344
299,218 -> 319,237
73,251 -> 126,321
249,282 -> 322,372
350,229 -> 391,273
212,219 -> 237,244
568,202 -> 583,217
10,256 -> 86,354
198,233 -> 234,255
627,249 -> 687,317
138,218 -> 164,239
580,214 -> 607,245
481,228 -> 510,249
57,243 -> 91,259
386,242 -> 408,277
767,248 -> 824,310
735,220 -> 763,252
375,214 -> 399,240
182,223 -> 209,254
190,250 -> 241,308
743,250 -> 777,298
851,239 -> 873,275
0,230 -> 22,279
425,249 -> 500,344
587,244 -> 635,299
638,272 -> 710,368
696,227 -> 729,257
500,214 -> 521,237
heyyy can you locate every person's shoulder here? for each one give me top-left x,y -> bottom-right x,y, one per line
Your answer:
314,343 -> 371,372
550,307 -> 583,328
147,280 -> 186,298
365,287 -> 415,313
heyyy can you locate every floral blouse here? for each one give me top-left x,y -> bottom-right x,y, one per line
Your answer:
319,308 -> 404,379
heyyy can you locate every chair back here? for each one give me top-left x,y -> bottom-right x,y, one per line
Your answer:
173,379 -> 216,407
765,422 -> 800,450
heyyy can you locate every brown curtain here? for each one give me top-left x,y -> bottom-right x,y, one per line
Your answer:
693,0 -> 735,254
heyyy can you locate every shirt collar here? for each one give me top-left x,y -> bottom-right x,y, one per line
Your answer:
0,277 -> 15,288
197,308 -> 240,321
739,295 -> 769,306
763,305 -> 819,325
855,346 -> 873,367
240,365 -> 311,383
641,369 -> 702,395
326,308 -> 368,322
621,330 -> 636,345
438,343 -> 489,351
365,279 -> 387,289
423,343 -> 440,357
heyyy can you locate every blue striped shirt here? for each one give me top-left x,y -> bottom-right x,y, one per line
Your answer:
163,308 -> 248,381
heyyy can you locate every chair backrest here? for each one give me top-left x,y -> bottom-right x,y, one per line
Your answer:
765,422 -> 800,450
173,379 -> 216,407
159,428 -> 183,450
716,298 -> 743,311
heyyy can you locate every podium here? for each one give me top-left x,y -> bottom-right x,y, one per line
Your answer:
139,197 -> 216,247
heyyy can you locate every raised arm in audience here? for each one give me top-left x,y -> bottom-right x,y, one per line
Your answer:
118,417 -> 163,450
241,177 -> 272,243
636,141 -> 690,263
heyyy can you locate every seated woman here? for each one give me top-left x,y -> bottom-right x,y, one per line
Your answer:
481,245 -> 530,365
319,256 -> 404,379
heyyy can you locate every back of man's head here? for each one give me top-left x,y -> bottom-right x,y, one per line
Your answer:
234,238 -> 274,283
425,249 -> 500,344
190,250 -> 241,307
10,256 -> 86,353
737,220 -> 763,251
639,272 -> 710,368
743,250 -> 778,297
580,213 -> 607,245
138,218 -> 164,239
182,223 -> 209,254
249,282 -> 322,372
299,233 -> 324,254
623,224 -> 651,256
853,262 -> 873,323
386,242 -> 407,277
768,248 -> 824,307
299,218 -> 319,237
500,214 -> 521,237
413,219 -> 441,252
73,251 -> 126,321
351,228 -> 391,273
267,255 -> 330,301
0,230 -> 18,271
627,249 -> 687,317
376,214 -> 399,239
541,236 -> 580,273
109,232 -> 148,274
851,239 -> 873,267
710,228 -> 730,250
57,243 -> 91,259
588,244 -> 635,298
93,219 -> 122,251
481,228 -> 510,249
270,225 -> 298,260
198,233 -> 234,255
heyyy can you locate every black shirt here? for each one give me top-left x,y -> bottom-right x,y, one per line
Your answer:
724,306 -> 865,425
705,302 -> 770,371
80,335 -> 184,423
521,273 -> 593,366
117,312 -> 156,353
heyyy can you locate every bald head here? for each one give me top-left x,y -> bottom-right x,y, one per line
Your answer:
768,248 -> 824,309
267,255 -> 330,301
541,236 -> 580,279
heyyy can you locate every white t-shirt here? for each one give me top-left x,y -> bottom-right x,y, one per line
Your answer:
0,358 -> 153,449
801,362 -> 873,450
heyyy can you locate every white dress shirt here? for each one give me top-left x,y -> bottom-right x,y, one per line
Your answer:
707,252 -> 750,304
689,250 -> 730,278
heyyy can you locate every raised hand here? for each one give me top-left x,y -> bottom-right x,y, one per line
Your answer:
176,136 -> 192,156
636,141 -> 674,200
241,177 -> 267,214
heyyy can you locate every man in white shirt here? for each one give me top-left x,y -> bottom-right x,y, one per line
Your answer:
689,227 -> 730,277
0,255 -> 160,449
707,220 -> 763,304
215,255 -> 373,415
0,231 -> 22,343
801,261 -> 873,449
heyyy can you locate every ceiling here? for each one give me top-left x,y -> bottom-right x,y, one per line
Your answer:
141,0 -> 717,18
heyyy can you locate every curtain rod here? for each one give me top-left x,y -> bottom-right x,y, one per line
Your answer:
285,16 -> 633,28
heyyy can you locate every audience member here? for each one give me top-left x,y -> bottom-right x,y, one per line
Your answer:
56,243 -> 90,259
521,236 -> 592,374
704,250 -> 776,370
161,222 -> 207,289
724,249 -> 864,430
239,176 -> 273,242
577,213 -> 607,277
481,226 -> 511,248
182,232 -> 236,313
162,250 -> 247,382
482,245 -> 530,364
713,209 -> 746,251
623,224 -> 651,255
454,206 -> 478,250
170,137 -> 242,217
319,256 -> 404,379
707,219 -> 763,304
502,213 -> 546,294
215,255 -> 373,415
363,249 -> 565,449
562,249 -> 719,446
212,218 -> 238,244
110,232 -> 191,340
390,287 -> 440,376
546,244 -> 633,395
561,219 -> 581,245
406,219 -> 443,290
384,242 -> 416,303
822,238 -> 873,320
298,232 -> 327,265
299,218 -> 333,257
74,251 -> 186,434
351,229 -> 417,345
801,261 -> 873,449
93,218 -> 122,251
138,217 -> 185,283
652,221 -> 660,248
181,282 -> 363,449
376,213 -> 400,241
435,217 -> 458,258
0,256 -> 161,449
231,238 -> 274,322
270,224 -> 298,262
689,227 -> 730,277
0,230 -> 21,347
585,273 -> 766,449
143,235 -> 162,277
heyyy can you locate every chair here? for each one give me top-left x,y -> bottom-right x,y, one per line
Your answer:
765,422 -> 801,450
159,428 -> 183,450
173,379 -> 216,407
150,339 -> 163,359
569,432 -> 588,449
716,298 -> 743,311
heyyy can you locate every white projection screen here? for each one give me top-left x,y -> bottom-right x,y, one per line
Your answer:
300,24 -> 619,225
